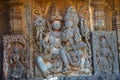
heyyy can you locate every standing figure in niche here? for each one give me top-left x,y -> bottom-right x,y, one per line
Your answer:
97,36 -> 113,74
36,7 -> 69,77
9,43 -> 24,79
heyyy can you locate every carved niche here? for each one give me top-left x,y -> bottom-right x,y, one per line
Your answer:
31,0 -> 92,78
92,31 -> 119,75
3,35 -> 30,80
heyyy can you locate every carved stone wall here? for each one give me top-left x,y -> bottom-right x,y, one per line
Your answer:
1,0 -> 120,80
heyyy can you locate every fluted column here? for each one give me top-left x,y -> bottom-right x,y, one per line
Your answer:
115,8 -> 120,30
7,0 -> 23,34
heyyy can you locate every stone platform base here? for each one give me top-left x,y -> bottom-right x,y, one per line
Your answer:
25,74 -> 120,80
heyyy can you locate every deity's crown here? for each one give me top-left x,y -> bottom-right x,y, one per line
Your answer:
67,6 -> 76,16
65,6 -> 79,24
51,6 -> 62,21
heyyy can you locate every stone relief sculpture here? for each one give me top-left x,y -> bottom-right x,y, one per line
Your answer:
9,43 -> 24,79
34,15 -> 45,40
3,35 -> 30,80
98,36 -> 114,74
35,7 -> 65,77
61,6 -> 92,75
33,6 -> 92,78
92,31 -> 119,75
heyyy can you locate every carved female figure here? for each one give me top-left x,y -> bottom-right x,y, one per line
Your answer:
97,36 -> 113,74
10,43 -> 24,79
61,6 -> 92,75
62,6 -> 81,67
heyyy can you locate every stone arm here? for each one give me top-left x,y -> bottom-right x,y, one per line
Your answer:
62,30 -> 67,42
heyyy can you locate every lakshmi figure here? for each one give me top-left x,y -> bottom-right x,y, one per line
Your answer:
61,6 -> 82,67
34,15 -> 45,40
61,6 -> 92,75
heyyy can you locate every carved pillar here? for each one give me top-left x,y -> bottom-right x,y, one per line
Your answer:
115,8 -> 120,30
114,2 -> 120,60
7,0 -> 23,34
92,1 -> 107,31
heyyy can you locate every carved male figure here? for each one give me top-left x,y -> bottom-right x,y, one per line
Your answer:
36,8 -> 69,77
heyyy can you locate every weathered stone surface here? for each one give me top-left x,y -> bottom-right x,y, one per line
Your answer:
92,31 -> 119,75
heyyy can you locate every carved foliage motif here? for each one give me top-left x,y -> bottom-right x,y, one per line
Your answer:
92,31 -> 119,75
3,35 -> 30,79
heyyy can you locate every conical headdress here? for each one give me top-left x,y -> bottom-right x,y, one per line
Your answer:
64,6 -> 79,25
51,5 -> 62,21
